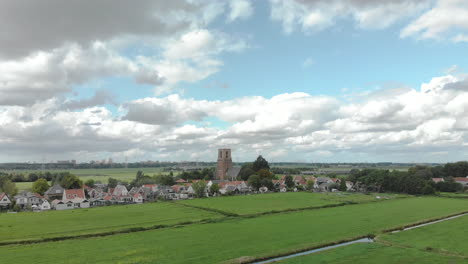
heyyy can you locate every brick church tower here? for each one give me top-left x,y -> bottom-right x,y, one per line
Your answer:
216,148 -> 232,180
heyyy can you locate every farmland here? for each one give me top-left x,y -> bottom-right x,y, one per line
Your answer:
178,192 -> 409,215
0,202 -> 221,243
0,196 -> 466,263
279,215 -> 468,263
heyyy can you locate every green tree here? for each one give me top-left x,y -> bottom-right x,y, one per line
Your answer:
210,183 -> 220,195
0,179 -> 18,196
252,155 -> 270,172
108,177 -> 118,188
60,174 -> 83,189
238,163 -> 255,181
339,179 -> 347,192
306,180 -> 315,191
154,174 -> 175,186
248,174 -> 262,190
192,180 -> 207,198
85,179 -> 95,188
32,178 -> 49,195
422,183 -> 435,195
285,175 -> 295,188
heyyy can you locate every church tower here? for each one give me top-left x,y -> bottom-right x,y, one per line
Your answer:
216,148 -> 232,180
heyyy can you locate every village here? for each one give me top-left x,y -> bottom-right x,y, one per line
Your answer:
1,149 -> 467,212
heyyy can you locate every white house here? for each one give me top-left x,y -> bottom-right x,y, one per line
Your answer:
132,193 -> 143,204
40,200 -> 51,210
0,193 -> 11,208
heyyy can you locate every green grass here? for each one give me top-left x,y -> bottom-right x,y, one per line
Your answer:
380,215 -> 468,257
12,167 -> 174,190
0,202 -> 222,243
0,197 -> 466,263
178,192 -> 409,215
439,192 -> 468,198
276,242 -> 463,264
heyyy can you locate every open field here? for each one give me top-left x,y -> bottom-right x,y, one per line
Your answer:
10,167 -> 173,190
380,214 -> 468,257
178,192 -> 409,215
279,214 -> 468,263
0,197 -> 466,263
0,202 -> 221,243
276,242 -> 463,264
439,192 -> 468,199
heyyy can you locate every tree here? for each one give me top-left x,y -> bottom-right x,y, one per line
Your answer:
306,180 -> 315,191
238,163 -> 255,181
339,179 -> 347,192
0,179 -> 18,196
108,177 -> 118,188
154,174 -> 175,186
60,174 -> 83,189
85,179 -> 95,188
248,174 -> 261,190
284,175 -> 295,188
422,183 -> 435,195
192,180 -> 207,198
210,183 -> 220,196
32,178 -> 49,195
252,155 -> 270,172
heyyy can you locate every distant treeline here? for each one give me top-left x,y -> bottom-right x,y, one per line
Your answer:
348,162 -> 468,195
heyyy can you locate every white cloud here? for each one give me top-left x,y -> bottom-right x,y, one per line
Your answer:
401,0 -> 468,41
227,0 -> 254,22
270,0 -> 430,34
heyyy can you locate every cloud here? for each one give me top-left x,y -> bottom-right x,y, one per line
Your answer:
401,0 -> 468,41
61,90 -> 116,111
270,0 -> 430,34
0,42 -> 163,106
302,57 -> 314,68
227,0 -> 254,22
0,0 -> 200,59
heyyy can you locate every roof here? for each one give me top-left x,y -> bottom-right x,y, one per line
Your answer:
226,167 -> 241,179
133,193 -> 142,198
454,177 -> 468,182
172,185 -> 186,193
44,184 -> 65,195
176,179 -> 187,183
0,192 -> 9,201
432,178 -> 445,183
64,189 -> 86,200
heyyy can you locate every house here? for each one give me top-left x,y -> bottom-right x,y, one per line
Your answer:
432,178 -> 445,183
142,184 -> 159,192
175,179 -> 187,183
14,191 -> 42,208
454,177 -> 468,187
293,176 -> 306,186
62,189 -> 89,208
40,200 -> 51,210
314,177 -> 334,190
279,184 -> 287,193
52,200 -> 73,210
133,193 -> 143,203
112,185 -> 129,196
44,184 -> 65,200
259,186 -> 268,193
346,181 -> 354,191
226,167 -> 241,181
0,193 -> 11,208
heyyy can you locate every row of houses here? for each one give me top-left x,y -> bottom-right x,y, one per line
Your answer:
432,176 -> 468,187
0,175 -> 357,211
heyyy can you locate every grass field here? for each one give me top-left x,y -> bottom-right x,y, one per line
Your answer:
279,214 -> 468,263
178,192 -> 409,215
12,167 -> 172,191
0,202 -> 221,243
277,242 -> 463,264
0,197 -> 466,263
380,214 -> 468,257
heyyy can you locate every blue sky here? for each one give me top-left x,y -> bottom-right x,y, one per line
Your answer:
1,0 -> 468,163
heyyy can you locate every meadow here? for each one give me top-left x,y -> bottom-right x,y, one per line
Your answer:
11,167 -> 171,190
279,214 -> 468,263
0,202 -> 221,243
178,192 -> 409,215
276,242 -> 463,264
0,197 -> 466,263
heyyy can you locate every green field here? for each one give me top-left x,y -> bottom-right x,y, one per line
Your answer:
277,242 -> 463,264
11,167 -> 173,191
0,197 -> 466,263
381,214 -> 468,257
279,214 -> 468,263
0,202 -> 221,243
178,192 -> 409,215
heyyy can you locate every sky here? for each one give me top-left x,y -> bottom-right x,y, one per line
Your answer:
1,0 -> 468,163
